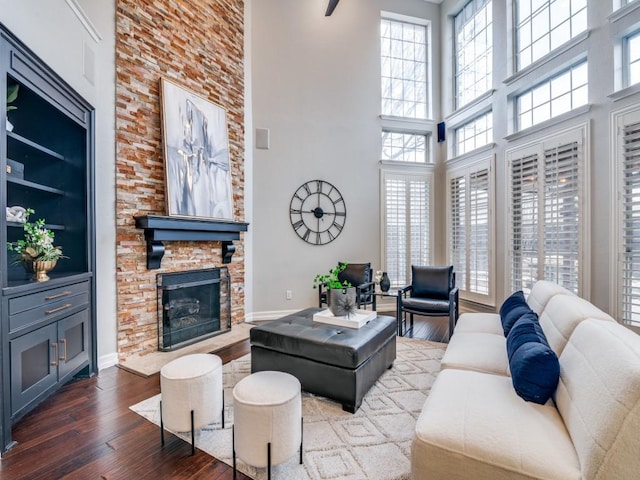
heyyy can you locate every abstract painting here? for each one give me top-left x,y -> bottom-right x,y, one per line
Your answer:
160,78 -> 233,220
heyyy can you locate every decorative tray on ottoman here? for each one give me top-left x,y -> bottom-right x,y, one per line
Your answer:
312,309 -> 376,329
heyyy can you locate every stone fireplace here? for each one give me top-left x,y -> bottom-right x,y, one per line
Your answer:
157,268 -> 231,351
114,0 -> 245,361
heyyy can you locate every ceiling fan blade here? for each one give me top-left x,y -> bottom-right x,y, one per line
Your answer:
325,0 -> 340,16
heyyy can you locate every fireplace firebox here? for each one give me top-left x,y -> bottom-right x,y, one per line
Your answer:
157,268 -> 231,351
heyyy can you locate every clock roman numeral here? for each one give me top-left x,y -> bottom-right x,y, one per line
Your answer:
302,228 -> 311,242
316,232 -> 321,244
334,211 -> 345,217
331,221 -> 343,233
292,220 -> 304,231
290,208 -> 302,215
303,183 -> 311,195
316,180 -> 323,193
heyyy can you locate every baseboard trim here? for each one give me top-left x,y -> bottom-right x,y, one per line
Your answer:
98,352 -> 119,371
245,309 -> 302,323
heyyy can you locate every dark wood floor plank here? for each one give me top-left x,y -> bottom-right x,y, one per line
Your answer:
0,317 -> 442,479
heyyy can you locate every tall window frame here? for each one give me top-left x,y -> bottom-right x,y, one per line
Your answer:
380,13 -> 433,287
612,105 -> 640,330
516,61 -> 588,131
380,17 -> 429,119
506,125 -> 588,296
515,0 -> 588,71
454,0 -> 493,109
447,158 -> 494,304
624,30 -> 640,88
381,169 -> 434,288
455,111 -> 493,156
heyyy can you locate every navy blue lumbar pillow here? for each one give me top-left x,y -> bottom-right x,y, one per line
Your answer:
499,290 -> 532,336
506,313 -> 560,404
506,312 -> 542,360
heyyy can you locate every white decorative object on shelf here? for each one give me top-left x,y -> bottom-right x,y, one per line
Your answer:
313,308 -> 376,329
6,206 -> 26,223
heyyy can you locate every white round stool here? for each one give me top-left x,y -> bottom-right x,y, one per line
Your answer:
232,371 -> 302,479
160,353 -> 224,454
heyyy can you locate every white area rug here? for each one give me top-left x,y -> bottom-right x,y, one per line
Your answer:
130,337 -> 446,480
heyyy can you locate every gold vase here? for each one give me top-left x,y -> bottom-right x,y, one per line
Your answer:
26,260 -> 57,282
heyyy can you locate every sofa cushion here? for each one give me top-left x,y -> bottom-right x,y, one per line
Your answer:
538,294 -> 615,356
555,320 -> 640,480
440,332 -> 509,376
499,290 -> 532,336
412,369 -> 581,480
454,312 -> 503,335
526,280 -> 575,315
507,313 -> 559,404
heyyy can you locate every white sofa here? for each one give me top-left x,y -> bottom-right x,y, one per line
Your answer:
411,281 -> 640,480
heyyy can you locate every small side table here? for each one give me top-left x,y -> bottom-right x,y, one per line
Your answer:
374,290 -> 403,336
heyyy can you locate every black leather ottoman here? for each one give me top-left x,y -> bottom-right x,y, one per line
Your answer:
250,307 -> 397,413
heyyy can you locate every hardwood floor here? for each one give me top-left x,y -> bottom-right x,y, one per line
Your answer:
0,317 -> 444,479
0,341 -> 253,480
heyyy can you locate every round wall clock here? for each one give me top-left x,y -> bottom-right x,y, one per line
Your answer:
289,179 -> 346,245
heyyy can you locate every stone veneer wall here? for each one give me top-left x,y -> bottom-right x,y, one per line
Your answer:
115,0 -> 245,359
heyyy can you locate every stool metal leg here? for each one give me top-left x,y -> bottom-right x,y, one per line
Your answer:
190,409 -> 195,455
300,416 -> 304,464
160,400 -> 164,446
232,425 -> 237,480
267,442 -> 272,480
222,389 -> 225,428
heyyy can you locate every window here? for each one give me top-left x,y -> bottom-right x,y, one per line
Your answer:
454,0 -> 493,108
614,108 -> 640,328
515,0 -> 587,70
381,18 -> 428,119
508,129 -> 585,294
626,30 -> 640,87
448,162 -> 492,302
517,61 -> 588,131
382,172 -> 432,287
381,131 -> 427,162
455,111 -> 493,156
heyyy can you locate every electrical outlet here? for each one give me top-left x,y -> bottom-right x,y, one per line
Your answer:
286,290 -> 292,300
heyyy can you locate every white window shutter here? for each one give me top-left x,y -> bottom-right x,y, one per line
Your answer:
620,119 -> 640,327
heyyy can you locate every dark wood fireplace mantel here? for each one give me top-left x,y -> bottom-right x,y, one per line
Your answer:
134,215 -> 249,269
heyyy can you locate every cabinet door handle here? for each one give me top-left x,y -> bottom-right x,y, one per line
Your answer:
51,342 -> 58,366
45,303 -> 72,315
45,291 -> 72,301
60,338 -> 67,361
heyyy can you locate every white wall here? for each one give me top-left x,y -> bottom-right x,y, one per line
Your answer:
0,0 -> 118,369
249,0 -> 440,318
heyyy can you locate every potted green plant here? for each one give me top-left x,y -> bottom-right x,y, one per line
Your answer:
7,208 -> 67,281
6,84 -> 18,132
313,263 -> 356,317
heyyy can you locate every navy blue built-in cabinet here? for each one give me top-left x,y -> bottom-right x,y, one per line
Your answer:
0,23 -> 96,453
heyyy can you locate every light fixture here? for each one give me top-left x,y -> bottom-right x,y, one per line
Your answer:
325,0 -> 340,16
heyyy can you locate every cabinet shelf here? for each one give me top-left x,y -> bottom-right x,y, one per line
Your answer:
7,176 -> 66,196
7,131 -> 65,162
7,221 -> 65,230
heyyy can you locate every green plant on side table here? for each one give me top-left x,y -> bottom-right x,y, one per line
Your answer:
313,262 -> 357,317
7,208 -> 67,282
